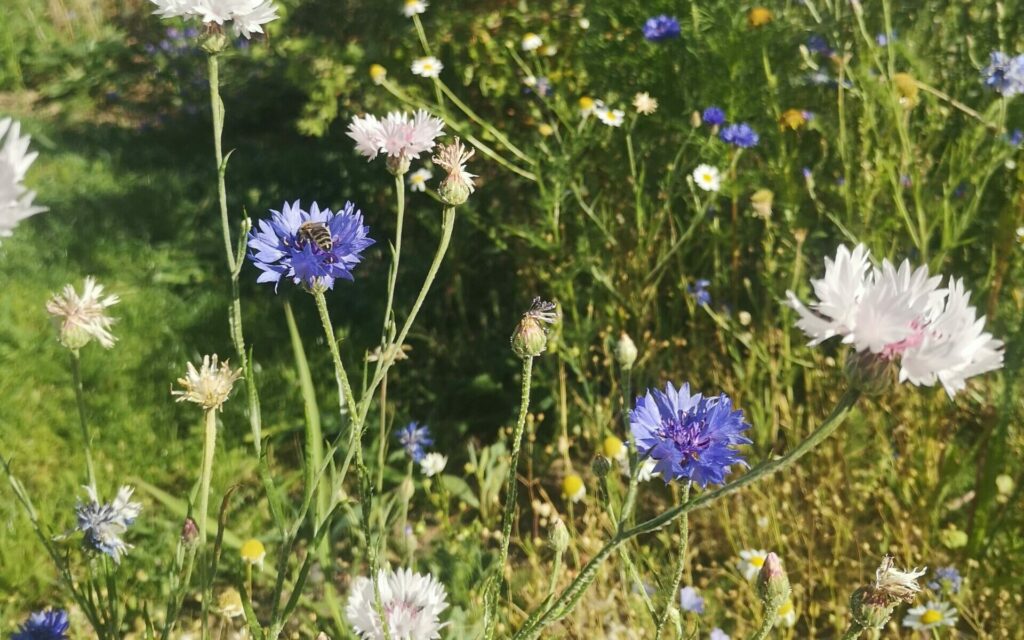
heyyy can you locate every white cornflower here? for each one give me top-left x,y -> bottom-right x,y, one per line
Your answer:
432,137 -> 476,205
150,0 -> 279,39
172,354 -> 242,411
776,599 -> 797,627
873,555 -> 926,603
0,117 -> 46,240
46,277 -> 120,350
633,91 -> 658,115
636,457 -> 661,482
408,167 -> 432,192
692,164 -> 721,192
596,106 -> 625,127
75,485 -> 142,564
346,110 -> 445,166
521,32 -> 543,51
411,56 -> 443,78
786,244 -> 1004,397
419,452 -> 448,477
902,600 -> 958,630
346,567 -> 449,640
402,0 -> 427,17
737,549 -> 769,581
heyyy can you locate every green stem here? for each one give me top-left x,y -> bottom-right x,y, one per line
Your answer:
207,53 -> 235,274
378,173 -> 407,493
513,388 -> 861,640
654,482 -> 691,639
840,622 -> 866,640
197,409 -> 218,546
484,356 -> 535,640
69,350 -> 96,490
750,606 -> 777,640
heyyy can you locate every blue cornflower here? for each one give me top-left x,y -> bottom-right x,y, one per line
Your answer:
875,31 -> 896,46
12,610 -> 69,640
679,586 -> 705,613
630,382 -> 751,487
75,485 -> 142,564
396,421 -> 434,462
688,279 -> 711,306
928,566 -> 962,594
982,51 -> 1024,97
1007,129 -> 1023,147
248,200 -> 374,291
719,123 -> 760,148
643,15 -> 681,41
702,106 -> 726,127
806,34 -> 832,56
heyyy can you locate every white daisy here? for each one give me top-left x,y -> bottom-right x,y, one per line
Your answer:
46,277 -> 120,350
692,164 -> 721,192
596,106 -> 625,127
902,600 -> 958,630
402,0 -> 427,17
632,91 -> 658,115
776,599 -> 797,628
411,56 -> 443,78
737,549 -> 769,581
562,473 -> 586,503
408,167 -> 433,192
419,452 -> 447,477
150,0 -> 279,38
578,97 -> 600,117
787,244 -> 1004,397
0,117 -> 46,240
521,32 -> 543,51
346,567 -> 449,640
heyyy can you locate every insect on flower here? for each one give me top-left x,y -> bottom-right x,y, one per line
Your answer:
297,220 -> 333,252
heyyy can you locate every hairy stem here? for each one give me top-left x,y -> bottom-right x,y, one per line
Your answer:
654,482 -> 691,639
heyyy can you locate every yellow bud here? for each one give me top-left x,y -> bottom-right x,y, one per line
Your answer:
748,7 -> 773,27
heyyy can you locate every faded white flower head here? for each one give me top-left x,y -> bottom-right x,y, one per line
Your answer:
432,137 -> 476,205
172,354 -> 242,411
402,0 -> 427,17
46,277 -> 120,350
411,56 -> 443,78
0,117 -> 46,241
347,110 -> 445,171
595,105 -> 625,127
786,244 -> 1004,397
874,555 -> 926,603
692,164 -> 721,192
419,452 -> 447,477
150,0 -> 279,38
408,167 -> 433,192
346,567 -> 449,639
633,91 -> 658,115
521,32 -> 543,51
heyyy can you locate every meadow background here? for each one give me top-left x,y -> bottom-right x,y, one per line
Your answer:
1,0 -> 1023,637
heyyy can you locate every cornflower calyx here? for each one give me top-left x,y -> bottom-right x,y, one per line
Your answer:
511,297 -> 560,358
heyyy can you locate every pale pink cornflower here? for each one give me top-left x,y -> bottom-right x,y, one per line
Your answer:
150,0 -> 279,38
346,110 -> 445,168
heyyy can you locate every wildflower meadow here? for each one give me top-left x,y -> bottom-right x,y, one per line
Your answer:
3,0 -> 1024,638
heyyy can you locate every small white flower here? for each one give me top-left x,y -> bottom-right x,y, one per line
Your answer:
419,452 -> 448,477
902,600 -> 958,630
521,32 -> 543,51
737,549 -> 769,581
408,168 -> 433,192
632,91 -> 658,115
578,97 -> 600,117
411,56 -> 443,78
692,164 -> 721,192
150,0 -> 279,39
1016,226 -> 1024,241
596,106 -> 625,127
346,567 -> 449,640
402,0 -> 427,17
776,599 -> 797,628
46,277 -> 120,350
636,457 -> 660,482
578,17 -> 591,29
172,354 -> 242,411
0,117 -> 46,241
541,44 -> 558,56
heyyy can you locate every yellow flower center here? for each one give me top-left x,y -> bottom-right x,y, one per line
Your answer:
778,600 -> 794,616
751,556 -> 765,568
240,538 -> 265,562
562,473 -> 585,498
748,7 -> 773,26
602,435 -> 625,458
702,174 -> 714,184
578,96 -> 595,110
921,610 -> 943,625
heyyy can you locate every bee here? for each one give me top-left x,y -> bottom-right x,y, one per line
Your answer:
296,221 -> 333,252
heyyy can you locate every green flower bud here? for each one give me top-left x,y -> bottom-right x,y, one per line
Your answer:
387,154 -> 411,176
849,587 -> 896,629
200,30 -> 229,55
438,175 -> 470,205
510,298 -> 559,358
548,518 -> 570,553
614,331 -> 638,369
591,455 -> 612,478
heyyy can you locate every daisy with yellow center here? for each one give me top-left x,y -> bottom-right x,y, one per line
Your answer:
407,167 -> 432,192
521,32 -> 543,52
776,599 -> 797,627
903,601 -> 958,630
218,588 -> 244,619
562,473 -> 586,503
692,164 -> 721,192
779,108 -> 807,130
411,56 -> 443,78
578,96 -> 597,116
602,435 -> 627,461
596,106 -> 625,127
737,549 -> 769,580
402,0 -> 427,18
369,63 -> 388,85
240,538 -> 266,570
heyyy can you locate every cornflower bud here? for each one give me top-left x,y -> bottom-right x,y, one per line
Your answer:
757,552 -> 791,608
615,331 -> 638,368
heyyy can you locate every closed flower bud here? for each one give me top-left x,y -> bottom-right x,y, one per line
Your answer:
399,476 -> 416,501
757,552 -> 791,608
549,517 -> 570,552
614,332 -> 638,368
750,189 -> 774,219
893,73 -> 920,109
850,587 -> 896,629
181,517 -> 199,545
591,455 -> 612,478
690,110 -> 703,128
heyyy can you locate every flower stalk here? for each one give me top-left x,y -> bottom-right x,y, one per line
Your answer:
69,350 -> 97,490
654,481 -> 691,639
